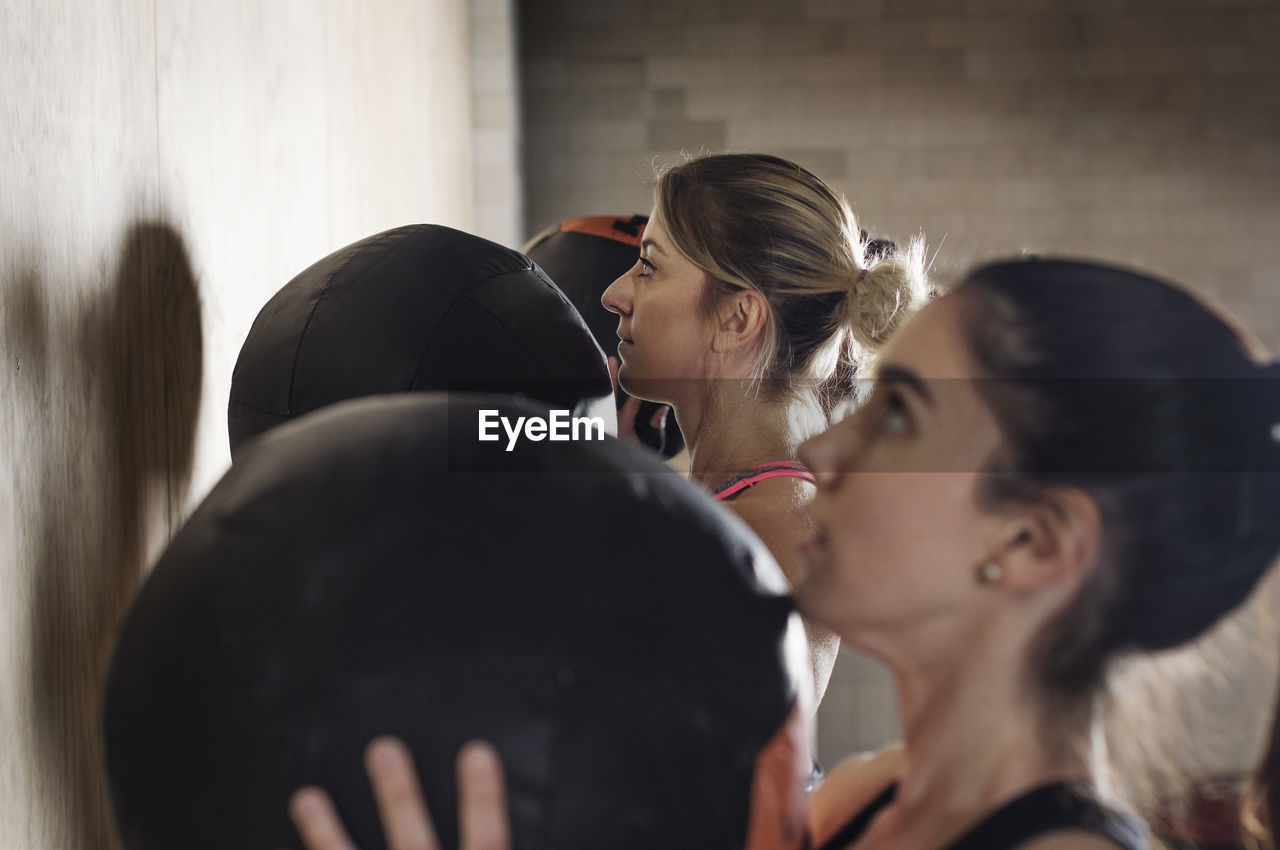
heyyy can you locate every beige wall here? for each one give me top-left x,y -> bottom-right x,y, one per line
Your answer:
472,0 -> 524,245
518,0 -> 1280,775
0,3 -> 473,847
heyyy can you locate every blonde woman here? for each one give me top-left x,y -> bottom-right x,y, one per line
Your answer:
603,153 -> 929,704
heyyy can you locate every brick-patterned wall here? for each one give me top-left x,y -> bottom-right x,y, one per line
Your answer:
519,0 -> 1280,771
520,0 -> 1280,343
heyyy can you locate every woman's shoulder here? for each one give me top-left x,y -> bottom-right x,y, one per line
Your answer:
723,479 -> 814,582
808,746 -> 903,846
722,473 -> 814,532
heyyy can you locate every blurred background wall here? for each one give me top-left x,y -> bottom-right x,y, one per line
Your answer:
516,0 -> 1280,776
472,0 -> 525,245
1,3 -> 473,848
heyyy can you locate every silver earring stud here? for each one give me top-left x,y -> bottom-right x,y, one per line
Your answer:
978,561 -> 1004,584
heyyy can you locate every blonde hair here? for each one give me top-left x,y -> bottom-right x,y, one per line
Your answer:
653,153 -> 930,411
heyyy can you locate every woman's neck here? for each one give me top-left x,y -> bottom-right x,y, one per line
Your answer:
677,387 -> 822,487
897,671 -> 1086,811
858,626 -> 1095,847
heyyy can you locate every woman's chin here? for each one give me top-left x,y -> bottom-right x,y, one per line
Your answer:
618,373 -> 659,403
789,575 -> 820,618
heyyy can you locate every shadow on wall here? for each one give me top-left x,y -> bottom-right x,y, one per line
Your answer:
8,222 -> 202,849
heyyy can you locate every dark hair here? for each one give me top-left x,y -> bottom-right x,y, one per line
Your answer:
653,153 -> 929,408
956,259 -> 1280,711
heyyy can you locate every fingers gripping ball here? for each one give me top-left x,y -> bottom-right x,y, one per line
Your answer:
228,224 -> 614,459
523,216 -> 683,457
106,394 -> 812,850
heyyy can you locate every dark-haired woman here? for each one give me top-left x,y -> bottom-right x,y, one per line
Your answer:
800,259 -> 1280,849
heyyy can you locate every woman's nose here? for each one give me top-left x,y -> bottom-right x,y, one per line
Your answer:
601,272 -> 631,315
799,421 -> 855,490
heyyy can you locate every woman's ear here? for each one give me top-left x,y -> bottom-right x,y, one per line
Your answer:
995,487 -> 1102,592
711,289 -> 769,354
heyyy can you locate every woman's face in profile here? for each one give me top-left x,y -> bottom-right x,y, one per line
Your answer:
794,293 -> 1010,642
600,211 -> 719,400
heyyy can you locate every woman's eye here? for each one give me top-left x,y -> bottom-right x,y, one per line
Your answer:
638,256 -> 657,276
876,392 -> 911,435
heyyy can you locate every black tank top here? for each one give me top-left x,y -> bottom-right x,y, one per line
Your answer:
812,781 -> 1148,850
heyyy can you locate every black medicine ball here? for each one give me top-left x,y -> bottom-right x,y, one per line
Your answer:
106,394 -> 812,850
228,224 -> 613,458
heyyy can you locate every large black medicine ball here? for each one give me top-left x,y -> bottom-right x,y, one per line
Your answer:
106,394 -> 811,850
523,215 -> 685,457
228,224 -> 614,458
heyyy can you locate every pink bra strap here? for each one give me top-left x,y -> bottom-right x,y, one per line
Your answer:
712,461 -> 815,502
